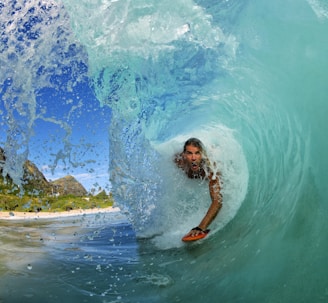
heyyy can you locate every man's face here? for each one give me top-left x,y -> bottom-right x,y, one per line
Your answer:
183,145 -> 202,171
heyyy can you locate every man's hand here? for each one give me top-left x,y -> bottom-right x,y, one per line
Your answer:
185,226 -> 208,238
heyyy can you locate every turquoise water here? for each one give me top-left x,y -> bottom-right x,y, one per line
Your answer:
1,0 -> 328,302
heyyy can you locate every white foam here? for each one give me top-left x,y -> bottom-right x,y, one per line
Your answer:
307,0 -> 328,20
151,124 -> 249,249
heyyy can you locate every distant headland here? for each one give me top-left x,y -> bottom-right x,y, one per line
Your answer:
0,147 -> 114,213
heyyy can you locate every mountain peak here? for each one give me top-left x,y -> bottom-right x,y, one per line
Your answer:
0,147 -> 87,197
50,175 -> 87,196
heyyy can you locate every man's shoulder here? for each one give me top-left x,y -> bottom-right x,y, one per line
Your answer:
174,153 -> 184,167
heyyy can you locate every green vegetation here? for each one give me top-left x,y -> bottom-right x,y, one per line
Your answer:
0,192 -> 114,213
0,165 -> 114,213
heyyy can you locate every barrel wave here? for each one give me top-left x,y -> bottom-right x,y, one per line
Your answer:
1,0 -> 328,302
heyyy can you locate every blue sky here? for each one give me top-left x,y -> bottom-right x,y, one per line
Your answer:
0,1 -> 114,194
1,78 -> 112,193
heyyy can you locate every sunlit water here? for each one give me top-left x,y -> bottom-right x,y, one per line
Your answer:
1,0 -> 328,302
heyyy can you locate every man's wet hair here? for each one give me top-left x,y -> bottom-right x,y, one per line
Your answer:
183,138 -> 205,153
182,137 -> 213,177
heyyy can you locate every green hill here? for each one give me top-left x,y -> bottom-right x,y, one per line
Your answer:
0,147 -> 113,212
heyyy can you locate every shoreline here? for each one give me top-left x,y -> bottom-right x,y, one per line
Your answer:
0,206 -> 120,220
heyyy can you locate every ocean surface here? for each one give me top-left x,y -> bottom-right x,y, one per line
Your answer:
1,0 -> 328,302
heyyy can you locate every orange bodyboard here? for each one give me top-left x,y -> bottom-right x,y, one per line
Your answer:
182,230 -> 210,242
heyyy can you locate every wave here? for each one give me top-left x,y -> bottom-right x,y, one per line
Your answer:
2,0 -> 328,302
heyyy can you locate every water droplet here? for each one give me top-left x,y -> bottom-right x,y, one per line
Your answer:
96,264 -> 101,271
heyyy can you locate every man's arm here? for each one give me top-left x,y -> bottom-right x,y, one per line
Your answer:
186,174 -> 223,237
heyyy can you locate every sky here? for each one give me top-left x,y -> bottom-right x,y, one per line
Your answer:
0,78 -> 112,194
0,1 -> 113,194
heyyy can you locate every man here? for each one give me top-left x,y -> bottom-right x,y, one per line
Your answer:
174,138 -> 223,238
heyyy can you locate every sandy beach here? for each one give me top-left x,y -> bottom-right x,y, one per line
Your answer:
0,206 -> 120,220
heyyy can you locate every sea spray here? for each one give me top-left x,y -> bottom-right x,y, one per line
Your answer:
1,0 -> 328,302
61,0 -> 240,236
0,0 -> 89,187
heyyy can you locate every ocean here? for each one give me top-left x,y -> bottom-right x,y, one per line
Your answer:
1,0 -> 328,302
